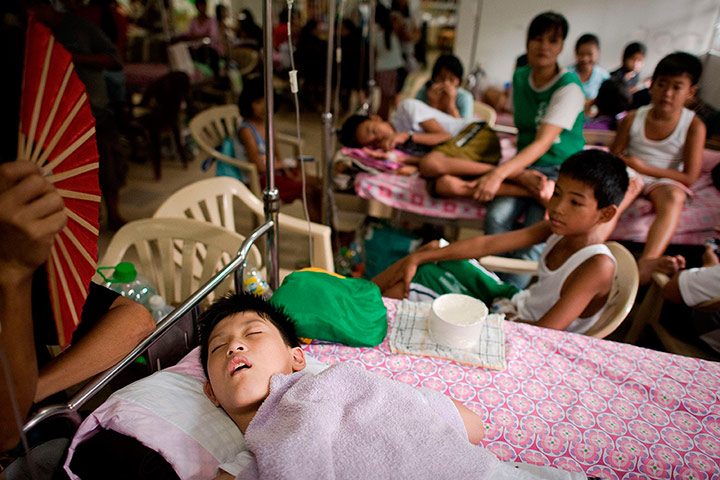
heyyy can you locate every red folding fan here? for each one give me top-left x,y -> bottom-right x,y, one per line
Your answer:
17,16 -> 101,349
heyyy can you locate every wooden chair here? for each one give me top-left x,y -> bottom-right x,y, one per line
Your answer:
153,176 -> 334,274
479,241 -> 639,338
188,104 -> 303,198
95,218 -> 262,306
624,272 -> 720,360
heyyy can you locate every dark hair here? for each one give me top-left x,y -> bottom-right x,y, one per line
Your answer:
559,150 -> 629,208
622,42 -> 646,60
199,292 -> 300,378
237,75 -> 264,119
595,78 -> 631,119
652,51 -> 702,86
575,33 -> 599,52
375,3 -> 393,50
515,53 -> 529,69
339,114 -> 370,148
527,11 -> 568,43
431,54 -> 464,83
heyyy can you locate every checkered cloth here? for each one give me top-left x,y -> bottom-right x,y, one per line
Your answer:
390,299 -> 507,370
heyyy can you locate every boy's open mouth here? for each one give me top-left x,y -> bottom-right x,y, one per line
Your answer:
228,355 -> 252,376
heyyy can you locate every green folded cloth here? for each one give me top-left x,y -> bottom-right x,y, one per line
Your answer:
270,269 -> 388,347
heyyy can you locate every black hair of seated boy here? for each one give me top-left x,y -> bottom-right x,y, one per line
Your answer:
559,149 -> 628,208
198,292 -> 300,378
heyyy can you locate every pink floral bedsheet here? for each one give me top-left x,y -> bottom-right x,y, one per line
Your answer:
611,149 -> 720,246
304,298 -> 720,479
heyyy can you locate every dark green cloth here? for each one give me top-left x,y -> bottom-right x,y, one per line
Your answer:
412,260 -> 520,305
270,270 -> 388,347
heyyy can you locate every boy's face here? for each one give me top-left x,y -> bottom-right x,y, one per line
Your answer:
547,175 -> 615,236
433,68 -> 460,88
650,73 -> 696,115
527,29 -> 564,70
203,312 -> 305,415
623,53 -> 644,74
575,43 -> 599,70
356,117 -> 395,148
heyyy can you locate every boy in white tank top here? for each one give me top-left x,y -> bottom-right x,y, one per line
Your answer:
373,150 -> 628,333
602,52 -> 706,284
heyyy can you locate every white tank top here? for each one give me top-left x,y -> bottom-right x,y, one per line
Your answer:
512,234 -> 616,334
626,105 -> 695,172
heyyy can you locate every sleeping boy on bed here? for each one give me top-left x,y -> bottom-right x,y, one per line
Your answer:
199,292 -> 590,479
373,150 -> 628,334
339,99 -> 553,204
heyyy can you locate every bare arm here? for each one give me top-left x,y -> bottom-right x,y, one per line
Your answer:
622,117 -> 705,187
34,295 -> 155,402
451,399 -> 484,444
609,111 -> 633,156
0,162 -> 66,451
528,254 -> 615,331
474,123 -> 563,202
373,221 -> 552,297
238,126 -> 267,174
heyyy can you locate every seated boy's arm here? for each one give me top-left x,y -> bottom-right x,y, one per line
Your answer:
610,112 -> 633,156
531,254 -> 616,331
413,118 -> 453,146
373,222 -> 552,297
451,398 -> 485,444
238,126 -> 266,173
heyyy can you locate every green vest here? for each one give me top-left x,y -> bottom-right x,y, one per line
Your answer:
513,66 -> 585,167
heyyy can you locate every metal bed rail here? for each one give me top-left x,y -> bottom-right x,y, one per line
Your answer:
22,220 -> 275,435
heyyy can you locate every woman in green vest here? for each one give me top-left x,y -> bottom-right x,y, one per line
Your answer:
476,11 -> 585,288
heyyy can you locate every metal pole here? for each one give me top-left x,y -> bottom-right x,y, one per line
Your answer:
321,0 -> 338,226
262,0 -> 280,290
23,221 -> 275,433
364,0 -> 376,112
468,0 -> 483,72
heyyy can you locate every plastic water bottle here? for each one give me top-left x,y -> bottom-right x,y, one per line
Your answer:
148,295 -> 174,323
97,262 -> 158,309
243,265 -> 271,298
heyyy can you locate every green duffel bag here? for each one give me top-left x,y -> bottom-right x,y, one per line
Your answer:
270,268 -> 388,347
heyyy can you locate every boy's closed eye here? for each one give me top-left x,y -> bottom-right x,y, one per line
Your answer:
211,343 -> 227,354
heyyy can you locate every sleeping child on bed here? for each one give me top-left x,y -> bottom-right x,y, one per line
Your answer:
339,99 -> 553,203
199,292 -> 590,479
373,150 -> 628,334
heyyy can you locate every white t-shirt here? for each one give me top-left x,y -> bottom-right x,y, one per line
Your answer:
390,99 -> 474,137
526,68 -> 585,131
678,264 -> 720,307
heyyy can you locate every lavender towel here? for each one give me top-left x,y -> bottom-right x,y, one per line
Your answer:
236,362 -> 498,479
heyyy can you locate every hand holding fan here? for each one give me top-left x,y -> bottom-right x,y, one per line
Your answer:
17,16 -> 101,349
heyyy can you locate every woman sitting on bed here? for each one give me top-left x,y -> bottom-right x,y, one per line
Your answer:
199,292 -> 590,479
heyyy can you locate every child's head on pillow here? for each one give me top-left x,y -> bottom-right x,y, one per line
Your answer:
198,293 -> 305,430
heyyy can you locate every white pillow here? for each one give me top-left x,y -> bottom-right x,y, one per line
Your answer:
64,347 -> 328,480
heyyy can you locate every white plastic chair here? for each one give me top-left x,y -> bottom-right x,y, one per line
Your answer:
479,241 -> 638,339
153,176 -> 335,273
96,218 -> 262,306
473,101 -> 497,127
188,104 -> 303,197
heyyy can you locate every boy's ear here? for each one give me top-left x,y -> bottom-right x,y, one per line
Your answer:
598,204 -> 618,224
203,380 -> 221,407
688,85 -> 698,99
290,346 -> 306,372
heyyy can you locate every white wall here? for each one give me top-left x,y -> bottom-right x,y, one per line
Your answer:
455,0 -> 720,88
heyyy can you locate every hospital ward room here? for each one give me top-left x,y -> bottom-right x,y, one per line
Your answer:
4,0 -> 720,478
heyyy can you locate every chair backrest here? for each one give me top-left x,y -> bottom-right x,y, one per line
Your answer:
188,105 -> 261,196
474,101 -> 497,127
584,241 -> 639,338
153,176 -> 335,273
95,218 -> 262,305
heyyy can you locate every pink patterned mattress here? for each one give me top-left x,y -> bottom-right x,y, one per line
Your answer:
610,149 -> 720,245
305,298 -> 720,479
353,147 -> 720,246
